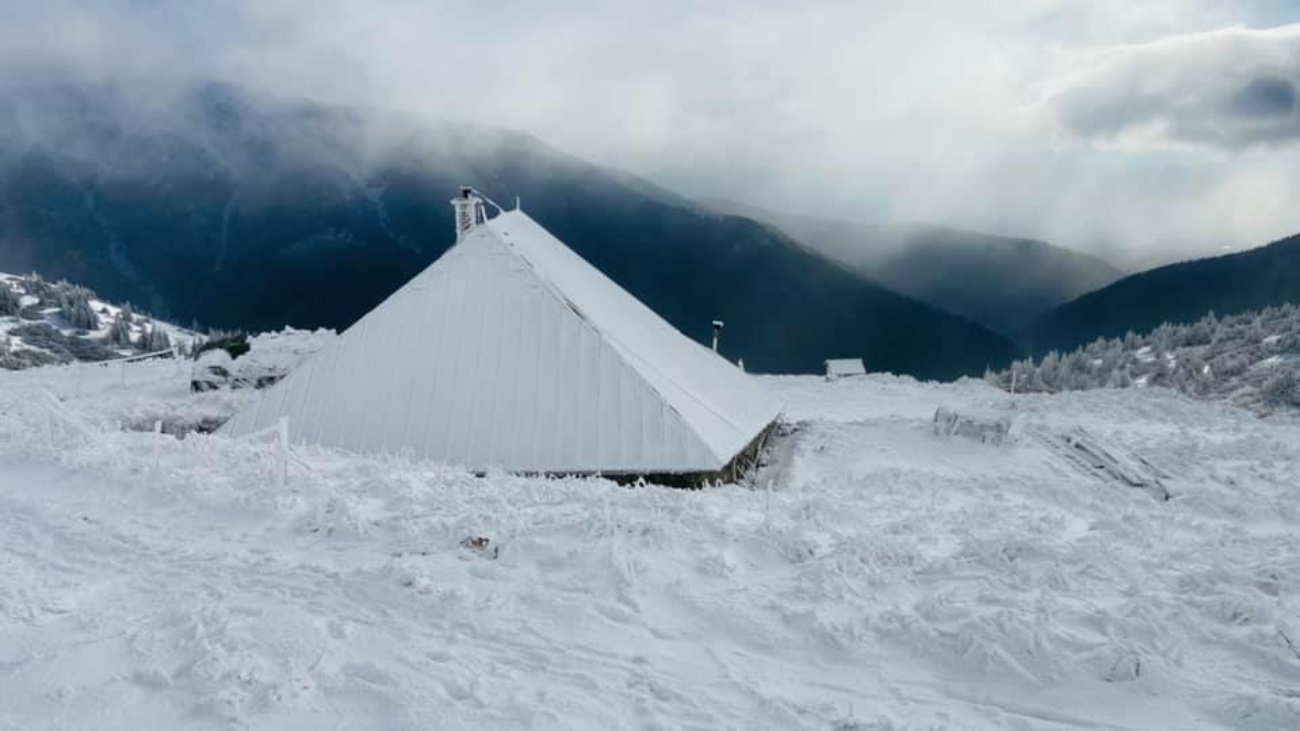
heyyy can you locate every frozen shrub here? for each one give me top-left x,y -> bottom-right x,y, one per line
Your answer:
1262,370 -> 1300,409
0,348 -> 61,370
9,323 -> 68,353
993,303 -> 1300,412
64,335 -> 117,362
7,323 -> 116,363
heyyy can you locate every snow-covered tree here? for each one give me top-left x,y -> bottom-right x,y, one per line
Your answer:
59,291 -> 100,331
0,282 -> 19,316
1262,370 -> 1300,409
107,312 -> 134,348
990,302 -> 1300,413
139,324 -> 172,352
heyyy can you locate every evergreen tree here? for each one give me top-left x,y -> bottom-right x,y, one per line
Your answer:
139,324 -> 172,352
0,283 -> 20,316
60,291 -> 100,331
1107,365 -> 1133,388
1035,351 -> 1062,392
107,312 -> 134,348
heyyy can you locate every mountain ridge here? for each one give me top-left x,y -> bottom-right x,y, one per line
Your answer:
0,79 -> 1019,379
1030,232 -> 1300,353
703,197 -> 1125,340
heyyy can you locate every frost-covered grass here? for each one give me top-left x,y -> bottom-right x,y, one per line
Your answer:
0,367 -> 1298,729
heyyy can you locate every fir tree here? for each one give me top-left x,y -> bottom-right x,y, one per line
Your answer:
0,282 -> 20,316
107,312 -> 134,348
139,324 -> 172,352
60,291 -> 100,331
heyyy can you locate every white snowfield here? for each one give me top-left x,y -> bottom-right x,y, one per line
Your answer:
1,361 -> 1298,730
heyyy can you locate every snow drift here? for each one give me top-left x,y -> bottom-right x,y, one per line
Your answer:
0,362 -> 1297,729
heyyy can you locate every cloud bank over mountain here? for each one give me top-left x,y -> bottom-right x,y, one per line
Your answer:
1,1 -> 1297,264
1046,24 -> 1300,150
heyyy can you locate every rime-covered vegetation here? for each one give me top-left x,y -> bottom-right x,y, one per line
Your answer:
0,273 -> 188,370
988,304 -> 1300,413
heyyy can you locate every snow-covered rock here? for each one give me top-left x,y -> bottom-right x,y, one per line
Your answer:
189,328 -> 334,393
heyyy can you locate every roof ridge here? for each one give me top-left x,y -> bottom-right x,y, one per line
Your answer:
486,213 -> 764,456
482,219 -> 732,464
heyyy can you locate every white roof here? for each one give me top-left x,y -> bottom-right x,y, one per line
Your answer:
221,210 -> 783,474
825,358 -> 866,376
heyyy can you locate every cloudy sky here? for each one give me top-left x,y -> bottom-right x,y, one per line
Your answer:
2,0 -> 1299,266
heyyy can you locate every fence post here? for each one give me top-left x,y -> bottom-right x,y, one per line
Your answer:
278,416 -> 290,489
154,420 -> 164,471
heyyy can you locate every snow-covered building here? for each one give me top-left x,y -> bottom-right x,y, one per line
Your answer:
221,190 -> 782,481
824,358 -> 866,380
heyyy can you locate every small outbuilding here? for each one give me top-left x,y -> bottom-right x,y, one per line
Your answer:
824,358 -> 867,380
221,189 -> 783,482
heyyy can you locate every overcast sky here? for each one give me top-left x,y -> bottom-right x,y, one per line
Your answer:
2,0 -> 1299,266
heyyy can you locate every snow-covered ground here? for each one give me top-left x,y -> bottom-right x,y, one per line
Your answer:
1,364 -> 1298,729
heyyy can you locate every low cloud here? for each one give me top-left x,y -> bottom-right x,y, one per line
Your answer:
1045,25 -> 1300,150
1,1 -> 1299,265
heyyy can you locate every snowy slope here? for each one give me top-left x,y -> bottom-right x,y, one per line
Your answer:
0,363 -> 1298,729
1,272 -> 198,369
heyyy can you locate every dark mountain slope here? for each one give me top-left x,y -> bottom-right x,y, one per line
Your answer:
705,199 -> 1123,340
1029,233 -> 1300,353
0,81 -> 1019,378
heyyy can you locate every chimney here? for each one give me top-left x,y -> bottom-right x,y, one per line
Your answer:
711,320 -> 725,353
451,187 -> 484,242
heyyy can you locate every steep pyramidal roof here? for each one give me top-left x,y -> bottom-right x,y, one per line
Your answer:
221,209 -> 783,474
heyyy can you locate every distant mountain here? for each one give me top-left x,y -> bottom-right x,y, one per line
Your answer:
704,199 -> 1123,340
1029,233 -> 1300,353
0,80 -> 1019,378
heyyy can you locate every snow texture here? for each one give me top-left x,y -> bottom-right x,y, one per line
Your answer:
1,362 -> 1298,729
